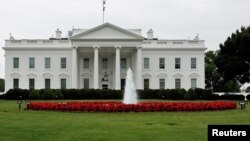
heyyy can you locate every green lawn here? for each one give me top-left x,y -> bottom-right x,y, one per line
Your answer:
0,100 -> 249,141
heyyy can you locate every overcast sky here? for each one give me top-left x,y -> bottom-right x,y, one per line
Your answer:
0,0 -> 250,79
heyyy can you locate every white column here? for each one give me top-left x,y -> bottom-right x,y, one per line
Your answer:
71,46 -> 78,89
115,46 -> 121,90
93,46 -> 99,89
136,46 -> 142,89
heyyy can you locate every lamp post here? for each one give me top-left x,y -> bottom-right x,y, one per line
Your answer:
239,101 -> 246,109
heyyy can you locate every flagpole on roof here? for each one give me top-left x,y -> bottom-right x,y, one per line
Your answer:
103,0 -> 106,24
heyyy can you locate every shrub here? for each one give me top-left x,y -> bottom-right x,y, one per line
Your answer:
29,90 -> 40,100
203,90 -> 220,100
61,89 -> 122,100
220,94 -> 245,100
247,94 -> 250,100
157,89 -> 185,100
185,89 -> 197,100
137,89 -> 159,99
0,94 -> 4,99
194,88 -> 206,99
170,89 -> 185,100
4,89 -> 30,100
158,89 -> 169,99
40,89 -> 63,100
3,88 -> 244,100
103,89 -> 122,99
61,89 -> 81,99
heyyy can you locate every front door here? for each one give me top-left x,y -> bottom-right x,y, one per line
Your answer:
102,84 -> 108,89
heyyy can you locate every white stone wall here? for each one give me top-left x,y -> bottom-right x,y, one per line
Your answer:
141,49 -> 205,89
4,47 -> 205,91
5,49 -> 72,91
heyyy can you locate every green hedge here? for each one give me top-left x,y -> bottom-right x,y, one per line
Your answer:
29,90 -> 40,100
219,93 -> 245,100
0,94 -> 4,99
158,89 -> 185,100
61,89 -> 122,99
2,88 -> 245,100
137,89 -> 159,99
4,89 -> 30,100
40,89 -> 63,100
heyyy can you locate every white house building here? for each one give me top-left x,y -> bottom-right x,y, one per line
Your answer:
3,23 -> 206,92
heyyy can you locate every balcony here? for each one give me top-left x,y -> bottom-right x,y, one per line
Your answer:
4,39 -> 71,48
142,39 -> 205,49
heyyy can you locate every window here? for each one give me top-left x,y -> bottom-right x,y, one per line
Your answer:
159,79 -> 165,89
175,58 -> 181,69
61,58 -> 67,69
61,79 -> 66,89
84,78 -> 89,89
45,58 -> 51,69
83,58 -> 89,69
121,79 -> 126,90
191,58 -> 197,69
144,58 -> 149,69
29,58 -> 35,69
13,58 -> 19,69
144,79 -> 149,89
29,79 -> 35,90
175,78 -> 181,89
159,58 -> 165,69
191,78 -> 197,89
45,79 -> 50,89
13,79 -> 19,89
102,58 -> 108,69
121,58 -> 127,69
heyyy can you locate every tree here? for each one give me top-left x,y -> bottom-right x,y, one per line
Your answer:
215,26 -> 250,84
222,80 -> 240,92
0,78 -> 4,92
205,51 -> 223,91
246,86 -> 250,93
205,51 -> 240,92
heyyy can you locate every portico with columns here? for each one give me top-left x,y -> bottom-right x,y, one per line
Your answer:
70,45 -> 143,90
70,23 -> 144,90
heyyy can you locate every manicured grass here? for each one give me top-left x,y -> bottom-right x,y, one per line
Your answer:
0,100 -> 249,141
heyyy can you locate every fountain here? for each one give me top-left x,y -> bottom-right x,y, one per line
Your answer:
123,68 -> 138,104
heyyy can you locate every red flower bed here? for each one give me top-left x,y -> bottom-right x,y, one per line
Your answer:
29,101 -> 237,112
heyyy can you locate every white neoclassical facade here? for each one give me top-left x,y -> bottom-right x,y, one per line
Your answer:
3,23 -> 206,92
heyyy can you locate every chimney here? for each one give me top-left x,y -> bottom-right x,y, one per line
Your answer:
56,28 -> 62,39
147,29 -> 153,39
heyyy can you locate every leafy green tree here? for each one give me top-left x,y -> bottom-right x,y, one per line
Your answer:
205,51 -> 240,92
222,80 -> 240,92
215,26 -> 250,84
246,86 -> 250,93
0,78 -> 4,92
205,51 -> 223,91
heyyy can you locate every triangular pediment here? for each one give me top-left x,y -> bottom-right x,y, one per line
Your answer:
70,23 -> 144,40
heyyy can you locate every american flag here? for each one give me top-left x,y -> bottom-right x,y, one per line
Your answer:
103,0 -> 106,11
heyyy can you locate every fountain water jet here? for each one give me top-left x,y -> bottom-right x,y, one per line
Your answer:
123,68 -> 138,104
